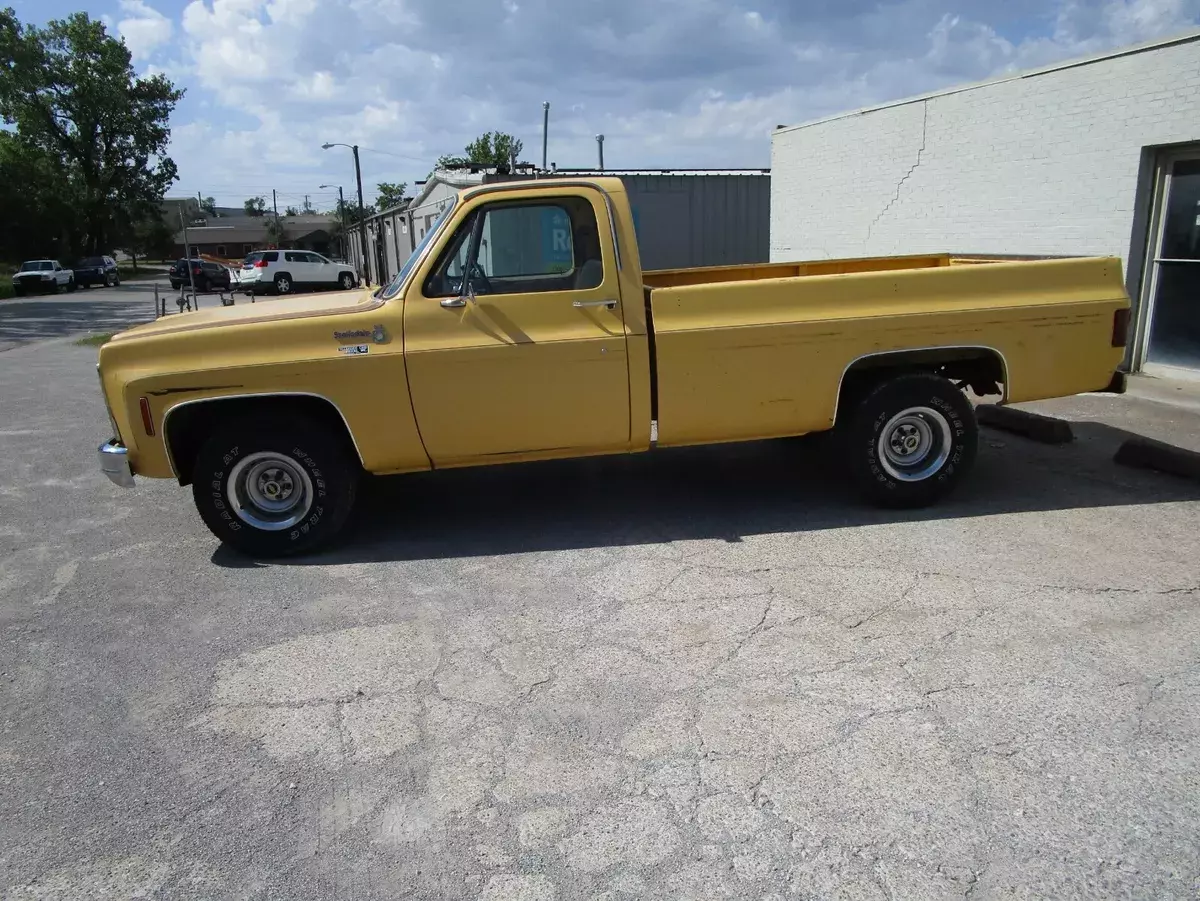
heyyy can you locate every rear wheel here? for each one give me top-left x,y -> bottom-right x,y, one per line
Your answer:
191,417 -> 359,557
274,273 -> 292,295
841,373 -> 977,508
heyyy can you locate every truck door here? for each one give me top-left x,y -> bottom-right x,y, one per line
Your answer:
403,188 -> 630,466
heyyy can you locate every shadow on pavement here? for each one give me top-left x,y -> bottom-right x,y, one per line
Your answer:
212,419 -> 1200,568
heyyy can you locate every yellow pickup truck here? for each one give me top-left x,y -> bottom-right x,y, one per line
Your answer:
97,177 -> 1130,556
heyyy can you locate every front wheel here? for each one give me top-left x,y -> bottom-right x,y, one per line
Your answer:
191,417 -> 359,557
841,373 -> 977,508
339,272 -> 355,290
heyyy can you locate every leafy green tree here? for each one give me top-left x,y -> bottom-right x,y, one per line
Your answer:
0,9 -> 184,256
375,181 -> 408,210
243,196 -> 267,217
118,210 -> 174,271
264,216 -> 288,247
437,132 -> 525,172
199,196 -> 217,216
0,131 -> 74,261
284,205 -> 300,217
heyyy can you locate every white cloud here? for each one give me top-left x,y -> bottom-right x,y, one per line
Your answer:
116,0 -> 173,60
159,0 -> 1200,203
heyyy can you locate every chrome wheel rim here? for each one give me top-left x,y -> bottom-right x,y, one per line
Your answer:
277,277 -> 290,293
226,452 -> 313,531
341,275 -> 352,289
877,406 -> 952,482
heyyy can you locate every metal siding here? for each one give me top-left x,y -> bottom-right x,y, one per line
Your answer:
620,174 -> 769,270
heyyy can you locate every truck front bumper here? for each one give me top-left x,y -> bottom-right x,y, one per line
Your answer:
99,441 -> 135,488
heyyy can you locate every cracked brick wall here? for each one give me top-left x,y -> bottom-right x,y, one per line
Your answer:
769,35 -> 1200,271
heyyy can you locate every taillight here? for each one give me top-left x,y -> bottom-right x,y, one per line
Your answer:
192,267 -> 202,275
1112,307 -> 1130,348
254,259 -> 268,268
139,397 -> 155,437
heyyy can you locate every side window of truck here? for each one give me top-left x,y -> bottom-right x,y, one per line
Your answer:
424,196 -> 603,298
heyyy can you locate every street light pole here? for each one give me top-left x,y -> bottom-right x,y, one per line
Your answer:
352,145 -> 370,286
322,142 -> 373,286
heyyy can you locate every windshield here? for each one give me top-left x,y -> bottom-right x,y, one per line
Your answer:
20,261 -> 52,272
80,257 -> 104,267
380,197 -> 457,300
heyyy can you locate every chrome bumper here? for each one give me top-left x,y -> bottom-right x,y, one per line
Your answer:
98,441 -> 135,488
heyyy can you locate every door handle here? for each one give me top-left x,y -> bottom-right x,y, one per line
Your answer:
440,297 -> 467,308
573,299 -> 618,310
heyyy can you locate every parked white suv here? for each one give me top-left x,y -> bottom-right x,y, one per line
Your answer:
12,260 -> 75,295
239,250 -> 358,296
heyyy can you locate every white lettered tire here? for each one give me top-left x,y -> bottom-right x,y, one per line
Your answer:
842,373 -> 978,508
191,417 -> 358,556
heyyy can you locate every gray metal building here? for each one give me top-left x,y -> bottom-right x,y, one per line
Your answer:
350,168 -> 771,285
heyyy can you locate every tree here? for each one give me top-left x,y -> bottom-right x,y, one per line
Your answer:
0,9 -> 183,256
199,196 -> 217,216
264,216 -> 288,247
437,131 -> 524,172
0,131 -> 74,261
243,196 -> 267,217
118,211 -> 173,271
284,205 -> 300,217
375,181 -> 408,210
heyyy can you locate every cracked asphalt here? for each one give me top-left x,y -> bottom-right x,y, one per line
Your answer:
2,335 -> 1200,900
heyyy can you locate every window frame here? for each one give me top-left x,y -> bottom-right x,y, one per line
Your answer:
421,197 -> 601,299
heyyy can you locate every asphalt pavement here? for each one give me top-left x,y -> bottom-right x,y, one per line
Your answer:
1,334 -> 1199,900
0,276 -> 199,353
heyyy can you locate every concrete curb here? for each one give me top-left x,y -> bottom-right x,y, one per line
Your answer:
1114,437 -> 1200,481
975,405 -> 1074,444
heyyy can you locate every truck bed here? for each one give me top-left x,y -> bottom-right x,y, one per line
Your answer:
642,253 -> 1056,288
644,255 -> 1128,448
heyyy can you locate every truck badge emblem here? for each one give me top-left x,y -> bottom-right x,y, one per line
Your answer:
372,324 -> 385,343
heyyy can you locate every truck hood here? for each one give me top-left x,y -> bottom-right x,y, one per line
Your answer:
109,287 -> 383,342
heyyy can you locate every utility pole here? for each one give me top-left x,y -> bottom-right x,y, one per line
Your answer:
304,194 -> 310,213
272,189 -> 279,219
542,101 -> 550,172
596,134 -> 605,171
321,184 -> 347,260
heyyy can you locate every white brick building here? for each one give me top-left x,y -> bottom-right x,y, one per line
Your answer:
771,31 -> 1200,375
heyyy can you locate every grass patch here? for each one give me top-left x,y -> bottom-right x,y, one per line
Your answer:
74,333 -> 115,347
0,282 -> 13,300
117,265 -> 168,280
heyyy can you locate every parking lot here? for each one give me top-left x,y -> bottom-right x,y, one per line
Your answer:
1,318 -> 1199,898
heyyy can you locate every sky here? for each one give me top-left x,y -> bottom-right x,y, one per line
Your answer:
8,0 -> 1200,211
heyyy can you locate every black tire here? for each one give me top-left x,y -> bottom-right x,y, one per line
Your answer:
66,277 -> 77,293
13,287 -> 24,297
191,416 -> 359,557
339,272 -> 355,290
274,273 -> 292,295
841,373 -> 977,508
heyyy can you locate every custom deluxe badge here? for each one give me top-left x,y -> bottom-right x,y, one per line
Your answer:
338,344 -> 369,355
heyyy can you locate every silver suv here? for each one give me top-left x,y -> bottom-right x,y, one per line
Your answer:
240,250 -> 359,296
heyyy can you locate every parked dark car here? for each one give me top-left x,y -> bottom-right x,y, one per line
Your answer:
170,258 -> 232,292
73,255 -> 120,288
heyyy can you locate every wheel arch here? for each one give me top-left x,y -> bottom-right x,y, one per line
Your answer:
163,392 -> 364,486
834,345 -> 1008,426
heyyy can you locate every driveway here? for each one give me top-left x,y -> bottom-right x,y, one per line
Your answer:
1,340 -> 1198,900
